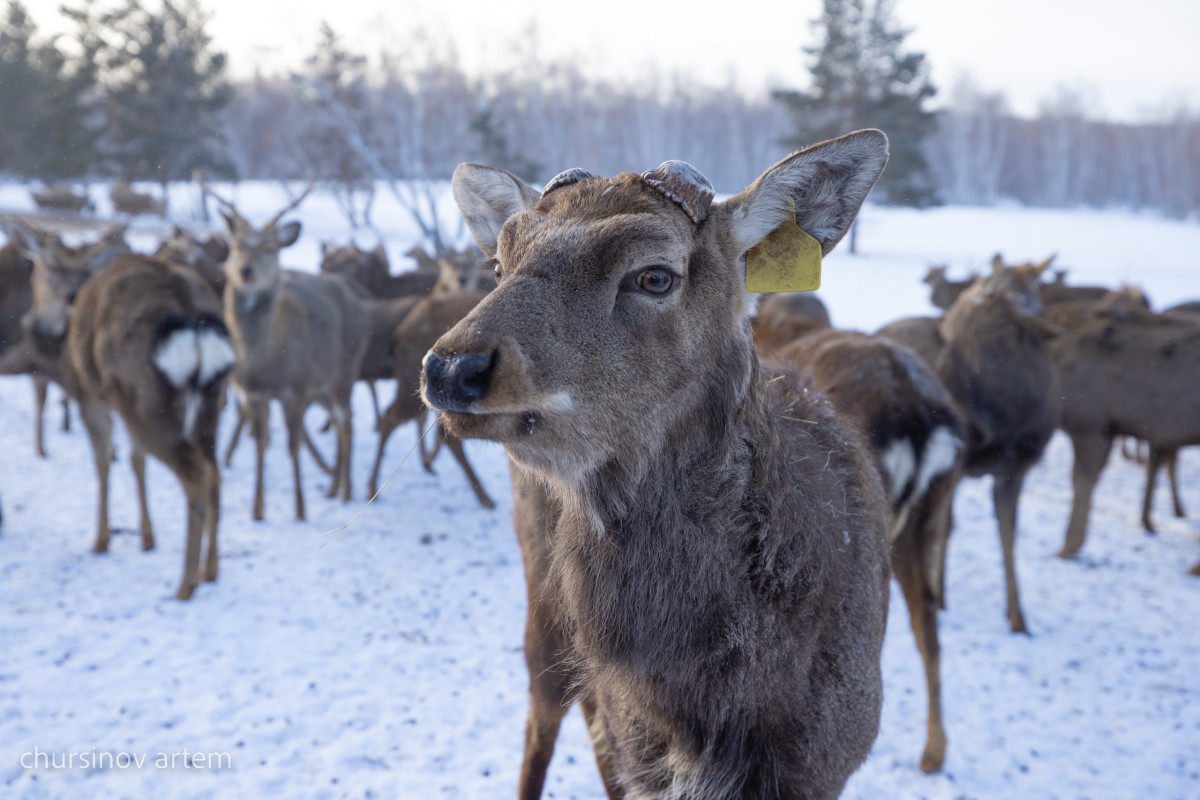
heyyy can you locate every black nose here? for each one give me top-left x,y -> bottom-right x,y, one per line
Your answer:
423,351 -> 497,412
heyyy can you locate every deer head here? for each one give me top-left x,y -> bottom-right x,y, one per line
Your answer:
985,254 -> 1054,316
6,219 -> 109,347
422,130 -> 888,481
203,179 -> 312,296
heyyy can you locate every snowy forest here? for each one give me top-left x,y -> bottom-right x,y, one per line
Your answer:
1,0 -> 1199,219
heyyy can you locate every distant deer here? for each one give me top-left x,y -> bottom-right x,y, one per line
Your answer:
154,227 -> 229,297
12,223 -> 232,599
932,254 -> 1061,632
367,289 -> 494,508
205,182 -> 367,521
110,179 -> 166,216
320,242 -> 484,299
1039,264 -> 1111,305
755,296 -> 965,774
423,131 -> 892,797
31,184 -> 93,214
923,265 -> 976,310
1045,299 -> 1200,564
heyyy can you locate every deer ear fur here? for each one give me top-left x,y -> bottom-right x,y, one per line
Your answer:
720,129 -> 888,257
451,164 -> 540,258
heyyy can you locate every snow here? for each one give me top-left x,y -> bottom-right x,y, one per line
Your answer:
1,183 -> 1198,799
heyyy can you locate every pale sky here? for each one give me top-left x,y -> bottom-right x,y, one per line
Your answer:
27,0 -> 1200,121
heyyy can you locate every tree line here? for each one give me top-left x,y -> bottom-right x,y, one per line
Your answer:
1,0 -> 1197,220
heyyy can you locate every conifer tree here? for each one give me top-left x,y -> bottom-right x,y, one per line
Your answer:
775,0 -> 938,207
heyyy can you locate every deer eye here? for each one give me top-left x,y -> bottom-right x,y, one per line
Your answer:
490,259 -> 503,283
623,267 -> 678,296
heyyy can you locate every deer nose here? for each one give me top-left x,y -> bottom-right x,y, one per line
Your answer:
423,350 -> 497,412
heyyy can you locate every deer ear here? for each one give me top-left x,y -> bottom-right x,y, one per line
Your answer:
452,163 -> 540,258
275,221 -> 301,248
721,129 -> 888,257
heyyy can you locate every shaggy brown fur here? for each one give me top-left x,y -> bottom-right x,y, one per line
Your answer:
424,131 -> 892,798
934,256 -> 1061,633
1044,303 -> 1200,565
765,326 -> 964,773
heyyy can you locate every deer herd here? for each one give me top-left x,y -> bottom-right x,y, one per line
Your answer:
0,130 -> 1197,797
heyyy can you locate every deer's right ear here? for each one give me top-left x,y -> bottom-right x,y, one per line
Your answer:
219,209 -> 238,233
451,163 -> 539,258
275,221 -> 302,248
5,218 -> 44,259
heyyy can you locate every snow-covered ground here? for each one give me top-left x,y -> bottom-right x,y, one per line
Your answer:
1,182 -> 1198,799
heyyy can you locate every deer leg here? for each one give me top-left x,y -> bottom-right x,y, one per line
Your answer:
79,400 -> 114,554
993,464 -> 1031,634
1190,559 -> 1200,577
60,392 -> 70,431
328,404 -> 352,503
367,381 -> 381,430
302,424 -> 335,476
1142,447 -> 1164,534
1060,434 -> 1113,559
204,457 -> 221,582
1167,449 -> 1185,519
31,375 -> 49,457
892,544 -> 946,772
176,483 -> 206,601
444,434 -> 495,509
250,396 -> 270,521
222,404 -> 246,468
420,414 -> 445,474
368,398 -> 403,498
130,444 -> 156,550
282,402 -> 307,521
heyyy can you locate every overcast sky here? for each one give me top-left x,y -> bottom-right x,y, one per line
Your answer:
27,0 -> 1200,121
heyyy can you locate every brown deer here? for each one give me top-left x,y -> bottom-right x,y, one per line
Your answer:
320,242 -> 484,299
923,265 -> 976,310
31,184 -> 93,214
755,300 -> 965,774
1040,266 -> 1110,305
154,227 -> 229,297
367,289 -> 494,508
1044,301 -> 1200,563
423,130 -> 892,797
110,179 -> 166,216
13,225 -> 232,599
932,254 -> 1061,633
206,182 -> 367,521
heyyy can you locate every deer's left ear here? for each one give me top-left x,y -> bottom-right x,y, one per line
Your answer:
720,129 -> 888,257
274,221 -> 301,248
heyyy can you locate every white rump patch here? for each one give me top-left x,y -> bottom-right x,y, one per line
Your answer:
881,438 -> 916,505
196,328 -> 235,384
912,426 -> 962,500
152,329 -> 199,388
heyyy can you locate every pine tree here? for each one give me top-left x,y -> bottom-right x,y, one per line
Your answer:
775,0 -> 938,207
79,0 -> 234,187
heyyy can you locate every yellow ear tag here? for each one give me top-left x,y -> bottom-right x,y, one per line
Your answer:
745,210 -> 822,293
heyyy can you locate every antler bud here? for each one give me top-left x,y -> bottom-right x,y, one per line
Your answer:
641,161 -> 714,224
541,168 -> 596,199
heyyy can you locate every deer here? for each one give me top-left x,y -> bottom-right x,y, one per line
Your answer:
154,227 -> 229,297
110,179 -> 166,216
320,242 -> 484,299
204,182 -> 367,521
1040,266 -> 1111,305
422,130 -> 893,798
1043,299 -> 1200,565
923,264 -> 976,310
11,222 -> 233,600
367,289 -> 494,508
30,183 -> 93,214
1,225 -> 128,456
754,294 -> 965,774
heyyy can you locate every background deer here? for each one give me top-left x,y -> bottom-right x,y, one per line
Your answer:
110,179 -> 166,216
208,183 -> 367,520
924,264 -> 977,310
13,221 -> 233,600
755,294 -> 965,774
423,130 -> 892,798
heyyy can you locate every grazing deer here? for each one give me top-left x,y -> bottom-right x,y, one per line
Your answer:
755,301 -> 965,774
923,265 -> 976,310
206,183 -> 367,521
110,179 -> 166,216
1044,300 -> 1200,561
13,223 -> 232,599
31,184 -> 93,214
368,289 -> 494,508
932,254 -> 1061,633
423,130 -> 892,797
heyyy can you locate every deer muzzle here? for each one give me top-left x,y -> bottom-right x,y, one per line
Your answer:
422,350 -> 498,413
